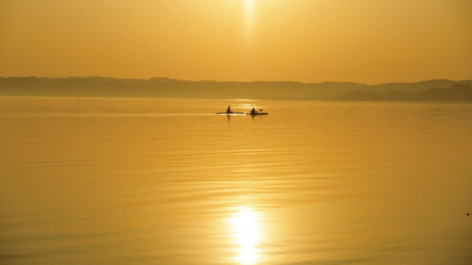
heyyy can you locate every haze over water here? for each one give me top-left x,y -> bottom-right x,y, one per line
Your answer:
1,97 -> 471,265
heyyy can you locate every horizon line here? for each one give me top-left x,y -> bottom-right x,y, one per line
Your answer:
2,76 -> 472,86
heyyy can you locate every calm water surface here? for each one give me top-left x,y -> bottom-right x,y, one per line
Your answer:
1,97 -> 472,265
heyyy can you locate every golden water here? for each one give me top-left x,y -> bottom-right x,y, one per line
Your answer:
1,97 -> 471,264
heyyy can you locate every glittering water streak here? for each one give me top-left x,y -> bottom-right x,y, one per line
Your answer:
231,207 -> 261,264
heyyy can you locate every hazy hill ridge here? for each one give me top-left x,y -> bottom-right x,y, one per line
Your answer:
1,77 -> 472,101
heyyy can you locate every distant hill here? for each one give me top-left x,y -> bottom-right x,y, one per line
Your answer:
336,84 -> 472,101
1,77 -> 472,101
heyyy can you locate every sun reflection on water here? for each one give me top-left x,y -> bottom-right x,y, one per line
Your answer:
231,207 -> 260,264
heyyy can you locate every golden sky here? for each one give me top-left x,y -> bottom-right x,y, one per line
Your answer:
1,0 -> 471,84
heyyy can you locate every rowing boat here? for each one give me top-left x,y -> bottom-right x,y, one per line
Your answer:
246,112 -> 268,115
215,112 -> 244,115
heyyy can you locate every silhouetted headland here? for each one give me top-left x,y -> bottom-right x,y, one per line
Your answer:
1,77 -> 472,101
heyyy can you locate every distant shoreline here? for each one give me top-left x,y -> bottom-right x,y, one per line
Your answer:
1,77 -> 472,101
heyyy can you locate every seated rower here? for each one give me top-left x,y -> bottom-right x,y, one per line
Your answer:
227,105 -> 232,113
250,108 -> 256,115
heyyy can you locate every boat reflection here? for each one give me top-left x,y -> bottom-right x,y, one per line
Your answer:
231,207 -> 261,264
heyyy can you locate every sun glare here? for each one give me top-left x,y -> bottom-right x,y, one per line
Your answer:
244,0 -> 255,39
244,0 -> 255,13
231,207 -> 260,264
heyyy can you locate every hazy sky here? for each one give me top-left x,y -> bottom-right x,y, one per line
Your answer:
1,0 -> 471,84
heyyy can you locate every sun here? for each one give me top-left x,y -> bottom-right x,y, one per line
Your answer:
244,0 -> 255,9
244,0 -> 255,39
